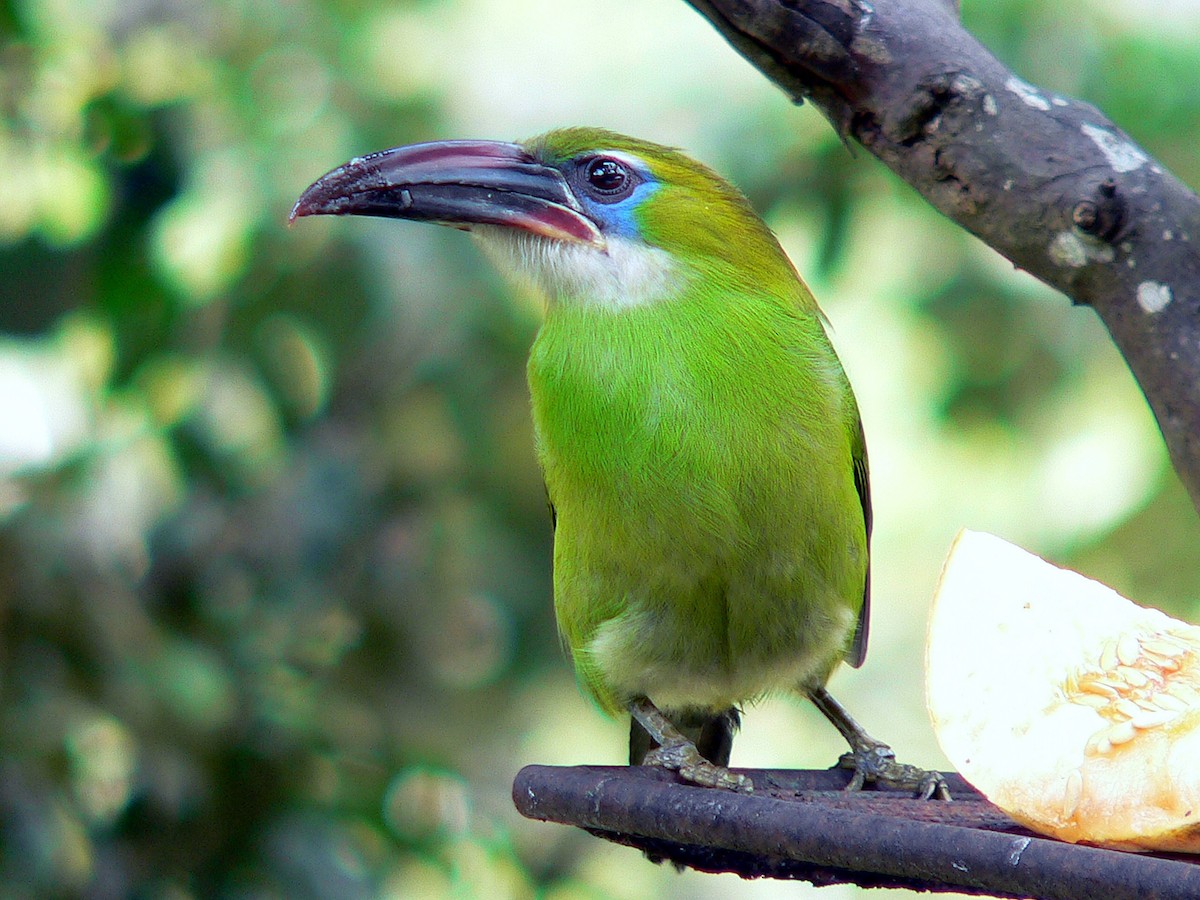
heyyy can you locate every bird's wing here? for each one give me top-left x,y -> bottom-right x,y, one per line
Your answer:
845,418 -> 871,668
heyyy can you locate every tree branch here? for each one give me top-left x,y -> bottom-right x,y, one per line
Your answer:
514,765 -> 1200,898
686,0 -> 1200,510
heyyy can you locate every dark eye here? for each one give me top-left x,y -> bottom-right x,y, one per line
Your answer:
581,156 -> 637,201
587,158 -> 627,192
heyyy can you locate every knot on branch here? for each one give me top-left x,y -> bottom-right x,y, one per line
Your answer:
885,70 -> 987,147
1072,178 -> 1125,242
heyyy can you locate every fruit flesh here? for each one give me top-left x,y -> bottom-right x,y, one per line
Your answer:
926,530 -> 1200,852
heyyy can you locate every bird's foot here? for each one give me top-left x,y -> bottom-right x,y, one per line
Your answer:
642,740 -> 753,793
836,737 -> 951,800
629,697 -> 754,793
807,685 -> 951,800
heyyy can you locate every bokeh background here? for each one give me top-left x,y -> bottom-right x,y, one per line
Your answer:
2,0 -> 1199,897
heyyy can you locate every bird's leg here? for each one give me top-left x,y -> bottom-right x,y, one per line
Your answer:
807,686 -> 951,800
629,697 -> 754,793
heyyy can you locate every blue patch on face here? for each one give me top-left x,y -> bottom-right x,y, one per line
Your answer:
576,178 -> 659,240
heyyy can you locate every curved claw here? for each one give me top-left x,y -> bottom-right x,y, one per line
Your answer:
837,743 -> 952,800
917,771 -> 953,802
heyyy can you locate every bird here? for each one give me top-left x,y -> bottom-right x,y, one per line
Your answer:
292,128 -> 948,800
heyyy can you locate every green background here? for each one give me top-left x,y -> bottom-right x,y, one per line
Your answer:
1,0 -> 1198,896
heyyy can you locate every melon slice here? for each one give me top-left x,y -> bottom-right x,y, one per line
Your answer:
926,529 -> 1200,852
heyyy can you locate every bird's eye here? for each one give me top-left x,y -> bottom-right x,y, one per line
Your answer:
582,156 -> 637,201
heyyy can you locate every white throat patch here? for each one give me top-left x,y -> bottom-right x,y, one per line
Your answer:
475,228 -> 683,311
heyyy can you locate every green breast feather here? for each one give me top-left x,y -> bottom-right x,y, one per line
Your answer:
528,281 -> 867,715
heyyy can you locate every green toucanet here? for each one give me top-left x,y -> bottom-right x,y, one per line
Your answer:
293,128 -> 948,799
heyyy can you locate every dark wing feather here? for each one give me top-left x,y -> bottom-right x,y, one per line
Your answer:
845,419 -> 871,668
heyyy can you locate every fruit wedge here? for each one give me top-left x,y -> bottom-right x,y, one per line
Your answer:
926,530 -> 1200,852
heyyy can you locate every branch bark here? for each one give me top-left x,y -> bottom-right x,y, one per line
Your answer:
514,765 -> 1200,898
685,0 -> 1200,510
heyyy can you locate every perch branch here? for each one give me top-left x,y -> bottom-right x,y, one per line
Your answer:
514,765 -> 1200,898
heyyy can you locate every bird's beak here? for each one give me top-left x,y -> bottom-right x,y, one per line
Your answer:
290,140 -> 604,246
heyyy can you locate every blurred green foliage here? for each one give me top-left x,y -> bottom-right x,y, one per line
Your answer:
0,0 -> 1198,897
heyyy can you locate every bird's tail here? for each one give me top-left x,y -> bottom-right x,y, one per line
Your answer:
629,706 -> 741,767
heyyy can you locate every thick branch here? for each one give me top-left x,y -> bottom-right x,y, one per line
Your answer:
686,0 -> 1200,510
514,766 -> 1200,898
